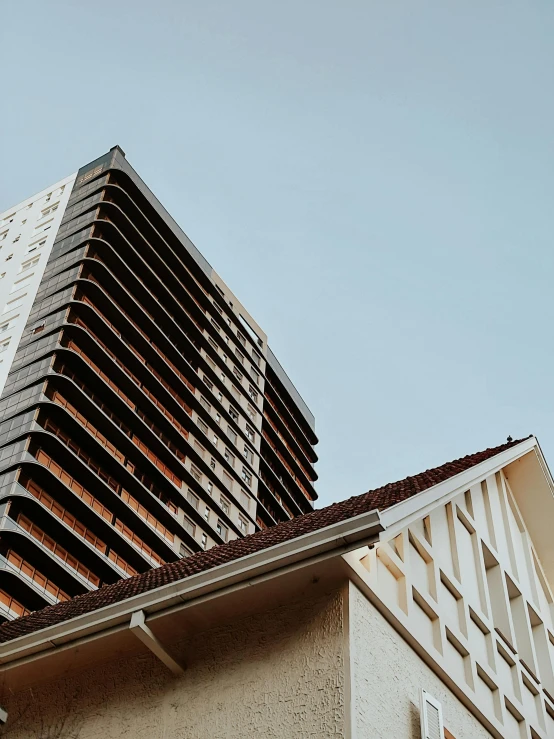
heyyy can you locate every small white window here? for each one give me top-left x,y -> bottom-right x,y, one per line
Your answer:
239,516 -> 248,533
240,490 -> 250,511
220,496 -> 230,515
419,690 -> 444,739
0,339 -> 10,353
201,533 -> 207,549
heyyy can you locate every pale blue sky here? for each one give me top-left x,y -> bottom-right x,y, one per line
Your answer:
2,0 -> 554,507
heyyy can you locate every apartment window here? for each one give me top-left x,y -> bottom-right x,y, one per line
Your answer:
201,533 -> 207,549
217,391 -> 223,402
231,385 -> 240,401
207,480 -> 213,494
210,457 -> 216,470
216,520 -> 228,541
220,496 -> 230,515
0,339 -> 10,354
223,471 -> 233,491
13,235 -> 20,243
223,334 -> 229,345
247,405 -> 257,422
237,332 -> 246,347
200,396 -> 211,412
194,441 -> 206,459
205,355 -> 216,370
224,448 -> 235,467
240,490 -> 250,511
244,446 -> 254,464
183,516 -> 196,536
19,256 -> 40,272
197,417 -> 208,435
215,412 -> 221,425
190,465 -> 202,483
235,349 -> 245,365
242,467 -> 252,487
222,354 -> 228,364
0,318 -> 16,334
246,425 -> 255,442
239,516 -> 248,533
251,369 -> 260,386
227,427 -> 237,445
248,386 -> 258,403
211,318 -> 220,333
180,544 -> 192,557
233,366 -> 243,382
0,232 -> 7,241
214,302 -> 223,314
5,254 -> 13,261
204,506 -> 210,521
26,240 -> 46,254
208,336 -> 218,351
186,489 -> 199,510
229,407 -> 239,422
32,321 -> 45,335
212,434 -> 218,447
203,375 -> 213,390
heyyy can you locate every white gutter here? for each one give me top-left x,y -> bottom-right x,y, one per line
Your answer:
0,508 -> 383,671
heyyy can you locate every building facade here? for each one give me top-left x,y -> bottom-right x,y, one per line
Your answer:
0,436 -> 551,738
0,146 -> 317,621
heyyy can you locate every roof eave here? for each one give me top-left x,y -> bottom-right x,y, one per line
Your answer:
0,508 -> 384,671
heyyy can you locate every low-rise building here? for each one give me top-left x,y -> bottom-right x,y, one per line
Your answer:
0,435 -> 551,738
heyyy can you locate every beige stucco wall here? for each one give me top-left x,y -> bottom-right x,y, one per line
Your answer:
349,582 -> 493,739
0,589 -> 346,739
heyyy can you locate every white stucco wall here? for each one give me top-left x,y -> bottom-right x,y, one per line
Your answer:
349,582 -> 493,739
1,589 -> 346,739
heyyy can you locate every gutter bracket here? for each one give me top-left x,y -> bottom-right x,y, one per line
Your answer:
129,610 -> 184,676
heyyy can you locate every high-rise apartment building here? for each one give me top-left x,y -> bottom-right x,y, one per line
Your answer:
0,146 -> 317,621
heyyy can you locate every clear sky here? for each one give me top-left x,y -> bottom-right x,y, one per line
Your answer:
2,0 -> 554,508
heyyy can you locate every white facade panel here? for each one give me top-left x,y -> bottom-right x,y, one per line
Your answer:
0,173 -> 76,394
345,463 -> 554,738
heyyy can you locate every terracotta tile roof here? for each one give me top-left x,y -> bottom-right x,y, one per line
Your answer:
0,436 -> 531,644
